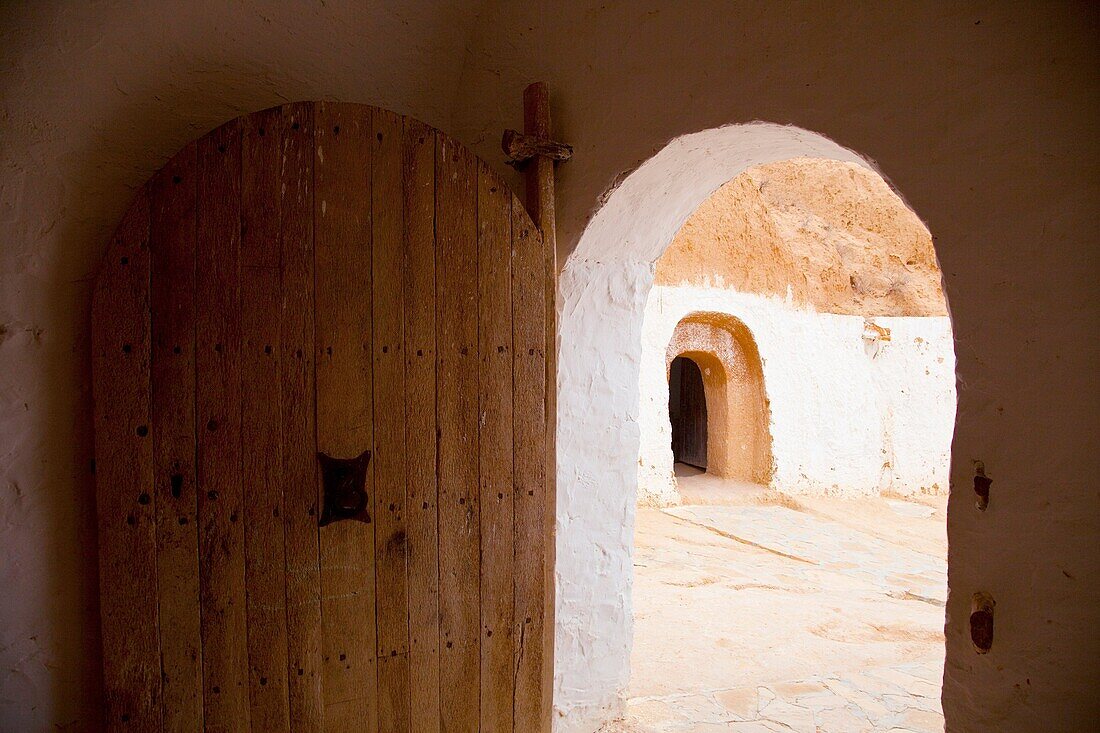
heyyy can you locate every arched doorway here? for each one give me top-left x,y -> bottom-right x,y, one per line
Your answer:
654,313 -> 774,501
554,123 -> 955,733
668,355 -> 707,470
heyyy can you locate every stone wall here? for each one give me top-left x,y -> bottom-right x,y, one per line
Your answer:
638,285 -> 956,505
654,159 -> 948,317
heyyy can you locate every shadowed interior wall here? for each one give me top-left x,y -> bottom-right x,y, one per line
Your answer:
1,3 -> 1096,732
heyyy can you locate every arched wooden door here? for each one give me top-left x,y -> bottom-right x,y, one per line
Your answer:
669,356 -> 708,469
92,102 -> 552,733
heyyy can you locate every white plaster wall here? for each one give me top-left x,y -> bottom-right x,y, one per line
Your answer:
867,318 -> 957,495
637,285 -> 956,505
554,260 -> 651,727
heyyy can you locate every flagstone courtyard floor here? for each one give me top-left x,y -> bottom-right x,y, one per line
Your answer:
603,470 -> 948,732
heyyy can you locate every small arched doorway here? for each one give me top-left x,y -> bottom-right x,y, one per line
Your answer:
643,312 -> 773,502
669,355 -> 708,469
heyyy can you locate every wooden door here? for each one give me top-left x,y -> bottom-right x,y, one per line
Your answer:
670,356 -> 708,469
91,102 -> 553,733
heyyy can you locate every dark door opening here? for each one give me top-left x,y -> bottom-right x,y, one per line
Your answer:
669,355 -> 708,469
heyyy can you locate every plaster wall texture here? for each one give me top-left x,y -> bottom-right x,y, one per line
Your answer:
1,2 -> 1097,732
459,6 -> 1099,731
637,285 -> 956,506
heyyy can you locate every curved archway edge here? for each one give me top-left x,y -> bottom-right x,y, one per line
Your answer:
553,123 -> 920,730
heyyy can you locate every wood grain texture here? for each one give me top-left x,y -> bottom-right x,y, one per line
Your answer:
149,143 -> 205,733
314,101 -> 378,732
478,162 -> 515,732
522,83 -> 559,724
194,122 -> 250,732
279,102 -> 325,733
371,107 -> 412,732
94,102 -> 554,733
436,134 -> 481,733
401,118 -> 441,733
510,196 -> 549,732
93,186 -> 161,733
240,107 -> 291,731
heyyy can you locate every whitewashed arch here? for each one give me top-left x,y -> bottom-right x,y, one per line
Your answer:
552,123 -> 883,731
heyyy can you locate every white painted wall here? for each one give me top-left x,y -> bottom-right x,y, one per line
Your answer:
637,285 -> 956,505
554,260 -> 651,728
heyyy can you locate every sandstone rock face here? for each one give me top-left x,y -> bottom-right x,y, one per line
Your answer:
656,158 -> 948,317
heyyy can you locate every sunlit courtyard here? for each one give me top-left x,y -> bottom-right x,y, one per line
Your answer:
614,469 -> 947,733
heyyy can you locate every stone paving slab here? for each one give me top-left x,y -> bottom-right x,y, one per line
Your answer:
616,494 -> 947,732
619,660 -> 945,731
666,504 -> 946,604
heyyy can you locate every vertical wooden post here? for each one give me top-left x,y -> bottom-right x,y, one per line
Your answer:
521,80 -> 557,726
523,82 -> 557,255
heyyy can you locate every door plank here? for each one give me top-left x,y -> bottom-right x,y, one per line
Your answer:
240,107 -> 292,731
314,101 -> 378,731
371,107 -> 412,732
194,122 -> 251,731
401,117 -> 441,733
93,187 -> 162,733
510,196 -> 549,732
280,102 -> 325,733
436,134 -> 481,733
149,144 -> 206,733
478,163 -> 515,732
